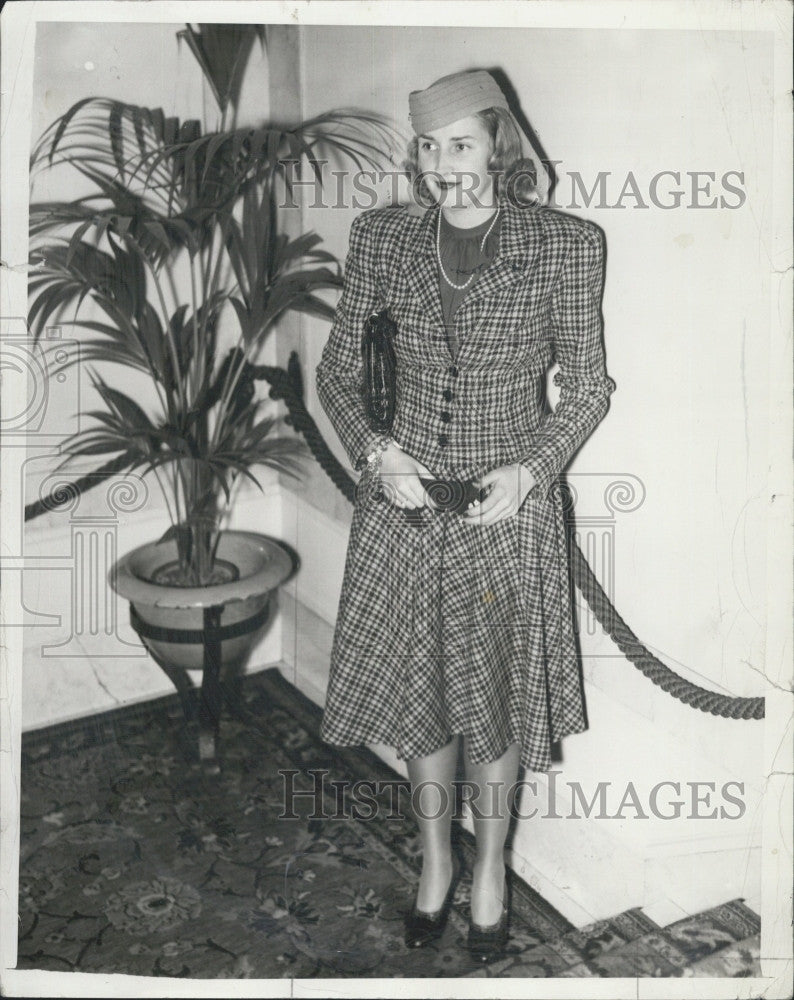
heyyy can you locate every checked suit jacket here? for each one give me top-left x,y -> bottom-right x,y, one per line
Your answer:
316,193 -> 615,496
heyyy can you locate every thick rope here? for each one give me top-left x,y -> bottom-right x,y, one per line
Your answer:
570,544 -> 764,719
25,352 -> 764,720
252,356 -> 360,503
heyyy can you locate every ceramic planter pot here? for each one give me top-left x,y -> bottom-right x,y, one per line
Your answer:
110,530 -> 294,669
109,530 -> 296,765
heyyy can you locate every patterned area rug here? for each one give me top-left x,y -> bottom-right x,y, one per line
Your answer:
17,666 -> 761,979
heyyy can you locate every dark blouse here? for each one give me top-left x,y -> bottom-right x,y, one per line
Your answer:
437,207 -> 503,360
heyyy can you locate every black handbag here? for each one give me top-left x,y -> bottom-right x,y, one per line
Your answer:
361,308 -> 398,433
361,308 -> 491,519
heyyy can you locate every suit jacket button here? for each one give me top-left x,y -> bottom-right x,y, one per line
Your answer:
448,365 -> 459,378
442,388 -> 453,402
440,411 -> 451,422
438,434 -> 448,447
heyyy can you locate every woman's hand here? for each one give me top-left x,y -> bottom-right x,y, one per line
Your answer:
463,464 -> 536,525
378,442 -> 437,509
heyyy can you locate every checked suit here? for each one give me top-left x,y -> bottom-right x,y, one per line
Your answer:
315,193 -> 616,771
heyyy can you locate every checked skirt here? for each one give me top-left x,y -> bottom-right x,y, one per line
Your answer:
319,467 -> 587,771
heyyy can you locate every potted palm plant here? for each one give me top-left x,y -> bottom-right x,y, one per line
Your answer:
28,24 -> 395,761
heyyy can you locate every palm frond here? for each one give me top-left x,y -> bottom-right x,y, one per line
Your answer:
177,24 -> 266,115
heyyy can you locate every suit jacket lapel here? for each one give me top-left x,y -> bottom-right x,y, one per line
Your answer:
402,204 -> 445,332
401,196 -> 545,362
453,199 -> 544,363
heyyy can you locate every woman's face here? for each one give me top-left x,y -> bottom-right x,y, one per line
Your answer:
416,114 -> 495,209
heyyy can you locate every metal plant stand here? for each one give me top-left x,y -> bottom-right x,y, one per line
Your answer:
129,601 -> 271,769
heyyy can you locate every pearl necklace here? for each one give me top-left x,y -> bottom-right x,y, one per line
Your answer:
436,203 -> 501,290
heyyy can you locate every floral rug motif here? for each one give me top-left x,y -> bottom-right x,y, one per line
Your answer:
17,667 -> 760,979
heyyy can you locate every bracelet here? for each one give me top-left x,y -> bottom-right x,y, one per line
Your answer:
364,435 -> 393,475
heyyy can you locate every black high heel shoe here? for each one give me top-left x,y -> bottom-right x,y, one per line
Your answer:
404,857 -> 460,949
466,876 -> 510,963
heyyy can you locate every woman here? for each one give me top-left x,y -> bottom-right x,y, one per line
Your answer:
315,69 -> 615,962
